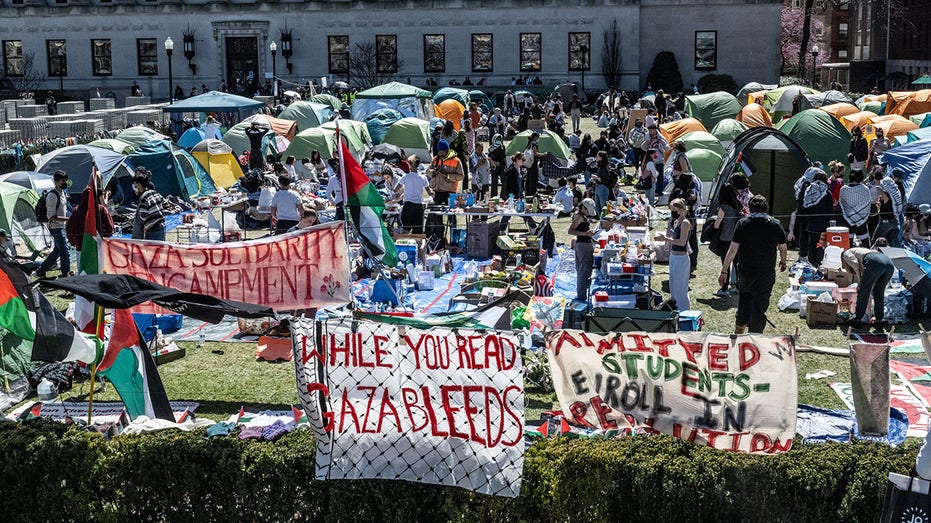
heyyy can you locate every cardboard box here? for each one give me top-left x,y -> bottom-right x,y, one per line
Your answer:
495,234 -> 521,251
806,295 -> 838,327
467,220 -> 499,258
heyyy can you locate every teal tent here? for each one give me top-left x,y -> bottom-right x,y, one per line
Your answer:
364,109 -> 404,145
905,127 -> 931,144
433,87 -> 470,107
127,141 -> 216,200
116,127 -> 168,148
910,112 -> 931,128
162,90 -> 264,114
469,90 -> 494,113
779,109 -> 851,168
685,92 -> 742,130
278,101 -> 334,131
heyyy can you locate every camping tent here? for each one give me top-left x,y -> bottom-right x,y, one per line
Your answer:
819,103 -> 860,121
866,115 -> 919,140
433,87 -> 470,107
678,131 -> 726,157
222,114 -> 297,159
381,117 -> 431,162
799,90 -> 853,110
87,138 -> 135,155
764,86 -> 818,114
684,92 -> 742,131
190,139 -> 243,189
710,119 -> 749,146
307,94 -> 342,112
0,171 -> 53,193
177,128 -> 221,150
320,120 -> 372,153
659,118 -> 707,144
879,139 -> 931,203
286,122 -> 370,162
736,103 -> 773,128
685,148 -> 724,183
162,90 -> 264,115
127,141 -> 215,200
352,82 -> 434,121
0,180 -> 39,247
504,130 -> 572,163
469,90 -> 494,113
736,82 -> 777,105
116,127 -> 168,148
364,109 -> 404,145
35,145 -> 134,203
779,109 -> 851,168
277,101 -> 334,131
895,126 -> 931,146
709,128 -> 809,225
435,99 -> 466,131
909,112 -> 931,128
841,110 -> 879,132
885,90 -> 931,117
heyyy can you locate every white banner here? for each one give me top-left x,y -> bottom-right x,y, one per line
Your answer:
291,317 -> 525,497
546,330 -> 798,454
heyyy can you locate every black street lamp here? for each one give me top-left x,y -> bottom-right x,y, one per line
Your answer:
56,46 -> 64,96
165,37 -> 174,102
810,44 -> 819,88
269,41 -> 277,102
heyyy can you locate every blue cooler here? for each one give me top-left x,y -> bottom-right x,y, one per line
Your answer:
395,241 -> 419,267
678,310 -> 704,331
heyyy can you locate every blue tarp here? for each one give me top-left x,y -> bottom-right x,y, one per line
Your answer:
881,139 -> 931,203
796,404 -> 908,446
364,109 -> 404,146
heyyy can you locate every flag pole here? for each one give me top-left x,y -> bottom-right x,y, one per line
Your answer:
86,170 -> 105,425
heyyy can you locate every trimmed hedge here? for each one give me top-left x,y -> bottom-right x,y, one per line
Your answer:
0,419 -> 919,522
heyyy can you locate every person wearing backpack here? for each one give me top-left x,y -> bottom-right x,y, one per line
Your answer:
627,118 -> 649,177
132,168 -> 169,241
35,170 -> 71,279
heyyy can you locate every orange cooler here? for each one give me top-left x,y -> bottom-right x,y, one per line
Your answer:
826,226 -> 850,249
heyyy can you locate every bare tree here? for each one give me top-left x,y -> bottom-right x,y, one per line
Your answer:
6,51 -> 43,97
601,20 -> 622,89
348,41 -> 405,90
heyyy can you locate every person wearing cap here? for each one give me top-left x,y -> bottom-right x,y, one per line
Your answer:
568,197 -> 597,302
270,175 -> 304,235
35,170 -> 72,279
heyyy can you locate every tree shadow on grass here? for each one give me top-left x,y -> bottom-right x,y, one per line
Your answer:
695,296 -> 737,312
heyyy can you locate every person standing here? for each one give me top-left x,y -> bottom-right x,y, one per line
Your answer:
849,126 -> 868,172
131,168 -> 169,241
245,122 -> 268,171
868,128 -> 892,169
873,174 -> 903,247
801,169 -> 833,267
657,198 -> 692,310
523,132 -> 542,199
568,198 -> 596,302
35,170 -> 71,279
399,166 -> 432,234
645,124 -> 669,195
839,169 -> 872,244
488,134 -> 506,198
842,239 -> 895,327
270,175 -> 304,235
471,142 -> 491,201
326,157 -> 345,221
567,94 -> 583,134
627,118 -> 649,177
203,115 -> 221,140
428,139 -> 464,208
712,180 -> 741,297
718,195 -> 788,333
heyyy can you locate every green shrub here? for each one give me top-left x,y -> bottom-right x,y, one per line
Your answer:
0,419 -> 919,522
697,74 -> 739,95
645,51 -> 684,94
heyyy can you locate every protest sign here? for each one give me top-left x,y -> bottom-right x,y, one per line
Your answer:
291,317 -> 525,497
831,381 -> 931,438
546,330 -> 797,454
104,222 -> 349,311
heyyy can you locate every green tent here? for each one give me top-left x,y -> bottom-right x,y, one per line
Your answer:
286,123 -> 369,162
308,94 -> 342,112
116,127 -> 168,148
860,100 -> 885,115
320,120 -> 372,152
355,82 -> 432,100
87,138 -> 135,155
711,119 -> 749,145
433,87 -> 470,107
685,92 -> 742,131
352,82 -> 433,121
685,148 -> 724,182
0,180 -> 38,243
277,101 -> 334,131
127,141 -> 216,200
678,131 -> 726,157
763,86 -> 819,114
222,122 -> 280,161
909,112 -> 931,128
505,130 -> 572,162
381,117 -> 431,161
779,109 -> 851,168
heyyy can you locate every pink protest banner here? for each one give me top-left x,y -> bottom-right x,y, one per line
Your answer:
546,330 -> 798,454
103,222 -> 350,311
291,317 -> 525,497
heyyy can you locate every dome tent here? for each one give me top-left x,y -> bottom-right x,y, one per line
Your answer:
841,111 -> 879,132
708,127 -> 810,226
127,141 -> 216,200
819,103 -> 860,121
277,101 -> 334,131
435,99 -> 466,131
116,126 -> 168,148
191,139 -> 243,189
684,92 -> 742,131
736,103 -> 773,128
678,131 -> 726,157
87,138 -> 135,155
505,130 -> 572,163
779,109 -> 851,168
222,114 -> 297,160
35,144 -> 134,204
364,109 -> 404,145
710,119 -> 749,146
352,81 -> 434,121
381,118 -> 431,162
433,87 -> 470,107
736,82 -> 777,105
659,118 -> 707,144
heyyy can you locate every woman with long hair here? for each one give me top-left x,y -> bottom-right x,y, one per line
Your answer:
657,198 -> 692,310
592,151 -> 615,213
802,169 -> 833,267
568,198 -> 597,302
713,179 -> 741,297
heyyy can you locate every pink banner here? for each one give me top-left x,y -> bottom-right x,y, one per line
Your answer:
103,222 -> 350,311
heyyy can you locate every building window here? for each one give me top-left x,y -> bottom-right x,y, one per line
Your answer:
520,33 -> 541,72
47,40 -> 67,77
137,38 -> 158,76
328,35 -> 349,74
92,39 -> 112,76
568,32 -> 590,71
2,41 -> 23,77
423,34 -> 445,73
838,49 -> 848,59
694,30 -> 717,70
471,34 -> 493,72
376,35 -> 398,74
838,22 -> 848,38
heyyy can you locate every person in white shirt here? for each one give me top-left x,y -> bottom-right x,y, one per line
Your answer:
325,161 -> 345,221
270,175 -> 304,235
399,168 -> 433,234
203,116 -> 221,140
554,177 -> 575,216
283,156 -> 297,179
471,142 -> 491,200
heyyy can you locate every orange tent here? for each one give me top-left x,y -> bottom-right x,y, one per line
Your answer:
841,111 -> 878,132
659,118 -> 706,144
735,103 -> 773,128
886,90 -> 931,117
435,99 -> 465,131
252,114 -> 298,141
865,114 -> 919,140
747,92 -> 767,106
819,102 -> 860,121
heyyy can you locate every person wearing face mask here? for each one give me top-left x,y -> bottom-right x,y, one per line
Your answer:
656,198 -> 692,310
131,168 -> 169,241
35,170 -> 72,279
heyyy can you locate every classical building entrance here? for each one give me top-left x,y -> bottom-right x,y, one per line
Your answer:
225,36 -> 259,95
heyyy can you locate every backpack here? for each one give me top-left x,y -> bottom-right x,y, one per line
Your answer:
629,126 -> 648,149
35,190 -> 59,224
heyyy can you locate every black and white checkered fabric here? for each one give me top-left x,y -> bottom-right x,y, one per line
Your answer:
539,152 -> 577,180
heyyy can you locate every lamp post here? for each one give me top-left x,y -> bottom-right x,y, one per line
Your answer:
269,41 -> 277,103
810,44 -> 819,89
56,46 -> 64,96
165,37 -> 174,102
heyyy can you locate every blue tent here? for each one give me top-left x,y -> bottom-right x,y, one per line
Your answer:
433,87 -> 470,107
880,139 -> 931,204
469,90 -> 494,113
35,145 -> 134,203
177,127 -> 224,150
127,141 -> 216,200
364,109 -> 404,145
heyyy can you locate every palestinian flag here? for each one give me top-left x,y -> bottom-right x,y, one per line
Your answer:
74,182 -> 104,337
0,257 -> 95,363
97,308 -> 173,421
735,151 -> 755,178
337,126 -> 398,267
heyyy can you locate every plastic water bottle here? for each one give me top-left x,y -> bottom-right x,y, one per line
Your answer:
198,332 -> 206,347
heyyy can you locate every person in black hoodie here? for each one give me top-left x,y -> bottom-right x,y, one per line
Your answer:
849,126 -> 868,172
